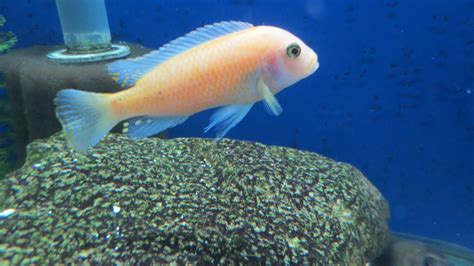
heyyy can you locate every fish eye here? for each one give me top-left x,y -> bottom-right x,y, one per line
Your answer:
286,43 -> 301,59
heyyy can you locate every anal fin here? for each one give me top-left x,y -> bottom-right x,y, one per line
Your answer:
123,115 -> 188,139
204,103 -> 253,139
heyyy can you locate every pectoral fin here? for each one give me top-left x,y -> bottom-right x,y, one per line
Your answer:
257,78 -> 282,116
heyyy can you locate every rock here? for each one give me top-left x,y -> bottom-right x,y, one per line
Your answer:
0,43 -> 151,162
0,133 -> 390,264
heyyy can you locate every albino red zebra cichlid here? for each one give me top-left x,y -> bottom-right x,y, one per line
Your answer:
55,21 -> 319,153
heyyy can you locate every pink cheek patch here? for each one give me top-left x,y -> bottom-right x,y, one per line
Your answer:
264,54 -> 283,81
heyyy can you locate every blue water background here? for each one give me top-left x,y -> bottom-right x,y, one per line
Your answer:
1,0 -> 473,249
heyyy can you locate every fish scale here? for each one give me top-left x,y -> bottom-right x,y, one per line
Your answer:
114,34 -> 264,117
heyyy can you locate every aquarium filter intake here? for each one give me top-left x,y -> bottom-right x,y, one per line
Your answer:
47,0 -> 130,63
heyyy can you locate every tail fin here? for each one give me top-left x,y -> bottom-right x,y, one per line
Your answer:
54,89 -> 118,153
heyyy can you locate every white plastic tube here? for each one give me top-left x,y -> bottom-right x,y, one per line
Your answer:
55,0 -> 112,54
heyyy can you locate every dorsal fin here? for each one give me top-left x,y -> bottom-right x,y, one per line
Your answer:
107,21 -> 254,88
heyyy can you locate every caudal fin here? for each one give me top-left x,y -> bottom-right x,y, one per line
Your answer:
54,89 -> 118,153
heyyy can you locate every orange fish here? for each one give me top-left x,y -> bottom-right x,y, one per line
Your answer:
55,21 -> 319,153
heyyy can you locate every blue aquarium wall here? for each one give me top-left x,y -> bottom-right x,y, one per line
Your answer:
1,0 -> 472,249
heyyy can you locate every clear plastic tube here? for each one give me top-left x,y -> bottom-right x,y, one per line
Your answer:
55,0 -> 112,54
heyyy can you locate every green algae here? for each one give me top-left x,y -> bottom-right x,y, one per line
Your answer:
0,133 -> 390,264
0,15 -> 16,54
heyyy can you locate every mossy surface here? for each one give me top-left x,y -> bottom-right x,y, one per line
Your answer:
0,133 -> 390,264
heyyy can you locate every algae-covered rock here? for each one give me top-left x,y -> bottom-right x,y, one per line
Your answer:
0,133 -> 390,264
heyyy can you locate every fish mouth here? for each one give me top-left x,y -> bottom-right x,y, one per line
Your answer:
308,53 -> 319,73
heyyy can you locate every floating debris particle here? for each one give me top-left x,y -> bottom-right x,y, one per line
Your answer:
0,208 -> 15,218
112,205 -> 121,214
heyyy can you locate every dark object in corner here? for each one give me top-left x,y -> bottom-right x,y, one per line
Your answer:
370,232 -> 474,266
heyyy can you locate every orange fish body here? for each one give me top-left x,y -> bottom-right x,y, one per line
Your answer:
55,21 -> 319,152
112,26 -> 291,117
